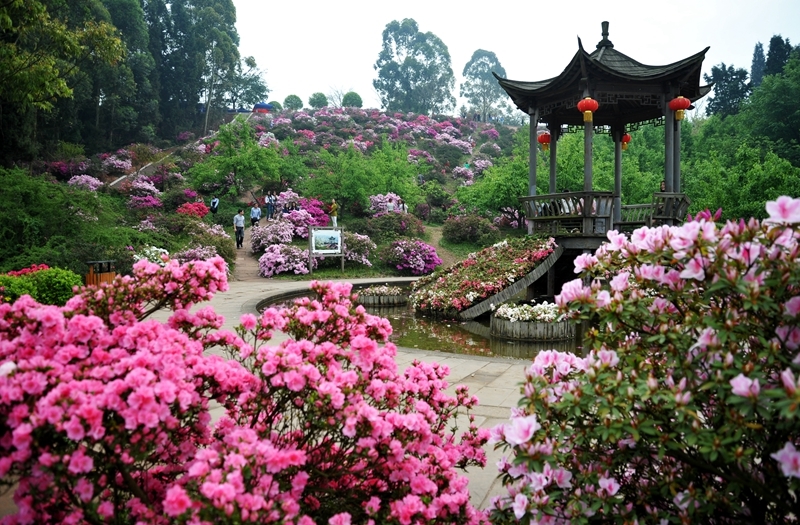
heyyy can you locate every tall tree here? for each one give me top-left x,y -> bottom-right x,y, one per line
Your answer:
751,42 -> 766,88
341,91 -> 362,108
221,56 -> 269,111
703,63 -> 751,118
765,35 -> 792,77
0,0 -> 124,163
283,95 -> 302,111
373,18 -> 455,115
157,0 -> 240,139
746,56 -> 800,167
308,92 -> 328,109
460,49 -> 506,123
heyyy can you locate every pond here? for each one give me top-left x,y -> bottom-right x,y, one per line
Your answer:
262,290 -> 579,360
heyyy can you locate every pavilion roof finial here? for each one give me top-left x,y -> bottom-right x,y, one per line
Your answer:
596,21 -> 614,49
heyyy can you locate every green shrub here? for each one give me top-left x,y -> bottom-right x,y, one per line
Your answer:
0,268 -> 82,305
428,208 -> 448,225
26,268 -> 83,305
434,143 -> 465,167
422,182 -> 450,208
0,275 -> 36,303
349,213 -> 425,244
442,214 -> 501,246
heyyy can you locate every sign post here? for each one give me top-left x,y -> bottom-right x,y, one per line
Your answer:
308,227 -> 344,274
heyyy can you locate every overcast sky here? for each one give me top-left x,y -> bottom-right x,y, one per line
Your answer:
234,0 -> 799,115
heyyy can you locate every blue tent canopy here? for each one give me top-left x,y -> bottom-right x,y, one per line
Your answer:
253,102 -> 273,112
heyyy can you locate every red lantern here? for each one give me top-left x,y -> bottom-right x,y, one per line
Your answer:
577,97 -> 599,122
621,133 -> 631,151
668,96 -> 691,121
537,132 -> 551,151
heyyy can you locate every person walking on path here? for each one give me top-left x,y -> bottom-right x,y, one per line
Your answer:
266,191 -> 275,220
329,198 -> 339,228
250,203 -> 262,227
234,209 -> 245,248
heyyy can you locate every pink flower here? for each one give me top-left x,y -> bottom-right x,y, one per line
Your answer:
609,271 -> 630,292
573,253 -> 598,273
164,485 -> 193,516
781,368 -> 797,394
328,512 -> 352,525
598,475 -> 620,496
680,254 -> 706,280
784,297 -> 800,317
67,448 -> 93,474
595,290 -> 611,308
765,196 -> 800,224
504,414 -> 540,446
240,313 -> 257,330
771,442 -> 800,478
730,373 -> 760,398
512,493 -> 528,519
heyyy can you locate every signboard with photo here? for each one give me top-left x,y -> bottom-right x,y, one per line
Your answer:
311,228 -> 342,255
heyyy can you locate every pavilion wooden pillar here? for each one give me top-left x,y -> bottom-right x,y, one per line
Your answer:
612,127 -> 622,226
673,119 -> 682,192
528,108 -> 539,197
549,125 -> 559,193
583,104 -> 594,234
663,93 -> 675,192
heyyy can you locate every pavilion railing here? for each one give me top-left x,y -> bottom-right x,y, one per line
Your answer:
519,191 -> 614,236
618,192 -> 692,232
521,191 -> 691,236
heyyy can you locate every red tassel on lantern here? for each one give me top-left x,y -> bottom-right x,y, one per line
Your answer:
537,132 -> 551,151
577,97 -> 599,122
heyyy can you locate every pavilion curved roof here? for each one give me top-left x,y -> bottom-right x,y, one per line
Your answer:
495,23 -> 711,129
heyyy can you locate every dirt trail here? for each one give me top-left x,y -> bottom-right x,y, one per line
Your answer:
426,224 -> 459,269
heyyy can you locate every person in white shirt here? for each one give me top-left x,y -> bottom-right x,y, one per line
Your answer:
233,209 -> 245,248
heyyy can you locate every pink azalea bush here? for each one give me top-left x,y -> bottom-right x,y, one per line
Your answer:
369,192 -> 403,214
282,209 -> 315,239
67,175 -> 103,191
298,197 -> 330,227
250,220 -> 294,253
489,196 -> 800,524
0,259 -> 489,524
258,244 -> 315,277
342,231 -> 377,267
383,239 -> 442,276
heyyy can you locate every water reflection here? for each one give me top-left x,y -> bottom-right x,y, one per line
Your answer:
265,293 -> 578,360
373,304 -> 578,360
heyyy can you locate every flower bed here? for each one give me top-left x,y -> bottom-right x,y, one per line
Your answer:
0,261 -> 489,524
490,302 -> 574,341
356,284 -> 407,306
383,239 -> 441,276
411,236 -> 556,317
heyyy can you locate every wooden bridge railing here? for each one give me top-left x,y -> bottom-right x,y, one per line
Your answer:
519,192 -> 614,236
